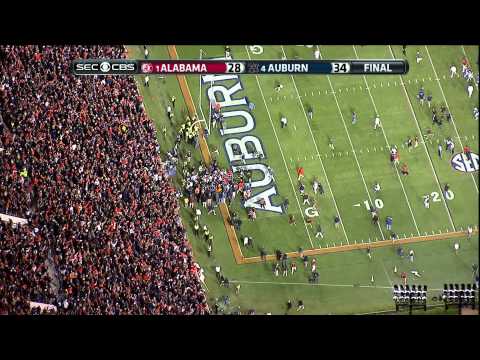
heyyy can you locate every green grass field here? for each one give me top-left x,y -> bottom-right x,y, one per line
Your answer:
127,45 -> 479,314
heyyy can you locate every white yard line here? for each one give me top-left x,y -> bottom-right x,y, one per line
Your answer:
352,45 -> 421,236
381,260 -> 393,287
461,45 -> 479,89
230,279 -> 443,291
425,45 -> 479,193
388,45 -> 456,231
244,45 -> 314,248
317,45 -> 385,240
280,45 -> 350,245
230,279 -> 392,289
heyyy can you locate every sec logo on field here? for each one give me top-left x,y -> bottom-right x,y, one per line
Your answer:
451,152 -> 479,173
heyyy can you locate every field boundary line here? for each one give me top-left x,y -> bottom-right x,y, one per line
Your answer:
244,45 -> 314,248
424,45 -> 479,192
352,45 -> 421,236
280,45 -> 350,245
168,45 -> 244,264
388,45 -> 456,231
317,45 -> 385,240
240,229 -> 478,264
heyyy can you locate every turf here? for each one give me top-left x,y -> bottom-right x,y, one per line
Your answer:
127,45 -> 479,314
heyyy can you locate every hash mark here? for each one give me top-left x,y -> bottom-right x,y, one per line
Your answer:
366,148 -> 369,152
361,239 -> 364,243
387,82 -> 390,87
411,233 -> 414,237
339,88 -> 342,93
380,83 -> 383,87
311,91 -> 314,96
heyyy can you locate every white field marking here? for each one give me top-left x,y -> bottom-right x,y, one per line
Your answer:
415,79 -> 418,83
311,91 -> 314,96
374,147 -> 376,152
318,90 -> 321,95
439,229 -> 442,233
373,83 -> 376,88
346,88 -> 349,92
389,45 -> 456,231
245,46 -> 314,248
411,233 -> 414,237
424,45 -> 479,193
362,239 -> 364,243
402,233 -> 406,238
281,48 -> 350,246
229,280 -> 390,289
381,260 -> 393,287
408,79 -> 411,84
381,82 -> 383,87
422,78 -> 425,82
346,151 -> 348,156
355,240 -> 357,244
424,232 -> 428,236
325,90 -> 328,94
366,148 -> 369,152
461,45 -> 479,89
229,280 -> 440,290
318,47 -> 385,240
353,45 -> 420,236
432,230 -> 435,235
368,238 -> 371,243
388,82 -> 390,87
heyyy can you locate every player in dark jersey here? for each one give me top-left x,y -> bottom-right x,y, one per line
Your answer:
418,87 -> 425,105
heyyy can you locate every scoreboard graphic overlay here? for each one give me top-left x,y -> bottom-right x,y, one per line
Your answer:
72,59 -> 409,75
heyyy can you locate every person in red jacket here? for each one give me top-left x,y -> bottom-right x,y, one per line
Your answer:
297,166 -> 305,180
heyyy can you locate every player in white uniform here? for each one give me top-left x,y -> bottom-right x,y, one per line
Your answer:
280,116 -> 288,128
416,50 -> 423,64
313,179 -> 319,194
314,49 -> 320,60
467,84 -> 474,98
373,181 -> 381,193
373,115 -> 381,130
450,64 -> 457,78
474,107 -> 479,121
423,194 -> 430,209
454,242 -> 460,255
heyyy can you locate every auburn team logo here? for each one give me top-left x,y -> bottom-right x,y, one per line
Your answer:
451,152 -> 479,173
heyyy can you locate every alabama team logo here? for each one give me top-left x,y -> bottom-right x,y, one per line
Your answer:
451,152 -> 479,173
141,63 -> 153,73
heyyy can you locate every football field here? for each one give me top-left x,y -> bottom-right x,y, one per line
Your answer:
128,45 -> 479,314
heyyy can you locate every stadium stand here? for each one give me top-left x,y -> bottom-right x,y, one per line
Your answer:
0,45 -> 208,314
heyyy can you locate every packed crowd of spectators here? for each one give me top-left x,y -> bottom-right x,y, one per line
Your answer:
0,45 -> 208,314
